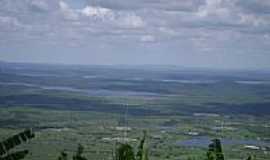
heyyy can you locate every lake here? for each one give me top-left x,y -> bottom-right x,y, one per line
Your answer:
176,136 -> 270,148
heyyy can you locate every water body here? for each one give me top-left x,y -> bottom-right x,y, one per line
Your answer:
0,82 -> 160,97
235,81 -> 270,85
176,136 -> 270,148
161,79 -> 218,84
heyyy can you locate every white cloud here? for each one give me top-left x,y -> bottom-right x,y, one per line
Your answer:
59,1 -> 79,20
80,5 -> 144,28
118,13 -> 145,28
0,16 -> 25,30
1,0 -> 270,69
239,13 -> 266,26
0,16 -> 19,25
159,27 -> 177,36
196,0 -> 230,18
30,0 -> 49,12
141,35 -> 156,42
81,6 -> 114,20
194,0 -> 270,30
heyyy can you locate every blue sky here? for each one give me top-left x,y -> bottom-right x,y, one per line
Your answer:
0,0 -> 270,69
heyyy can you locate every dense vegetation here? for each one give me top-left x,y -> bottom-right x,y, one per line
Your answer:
0,129 -> 35,160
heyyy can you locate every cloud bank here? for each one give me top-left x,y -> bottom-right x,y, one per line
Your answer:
0,0 -> 270,69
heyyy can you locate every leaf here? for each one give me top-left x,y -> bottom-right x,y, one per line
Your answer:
0,129 -> 35,156
0,150 -> 29,160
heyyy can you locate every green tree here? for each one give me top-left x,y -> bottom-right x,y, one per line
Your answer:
115,131 -> 149,160
116,144 -> 135,160
73,144 -> 87,160
206,139 -> 224,160
187,157 -> 197,160
136,131 -> 148,160
246,155 -> 254,160
58,151 -> 68,160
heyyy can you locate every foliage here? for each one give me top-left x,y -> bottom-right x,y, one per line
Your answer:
0,150 -> 29,160
136,131 -> 148,160
116,131 -> 149,160
187,157 -> 197,160
206,139 -> 225,160
246,155 -> 254,160
116,144 -> 135,160
0,129 -> 35,160
73,144 -> 87,160
58,151 -> 68,160
58,144 -> 88,160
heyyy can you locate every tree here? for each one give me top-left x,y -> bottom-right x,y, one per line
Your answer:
187,157 -> 196,160
115,131 -> 149,160
116,144 -> 135,160
0,129 -> 35,160
136,131 -> 148,160
58,144 -> 88,160
246,155 -> 254,160
58,151 -> 68,160
73,144 -> 87,160
206,139 -> 224,160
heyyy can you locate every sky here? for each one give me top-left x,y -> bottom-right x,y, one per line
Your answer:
0,0 -> 270,70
